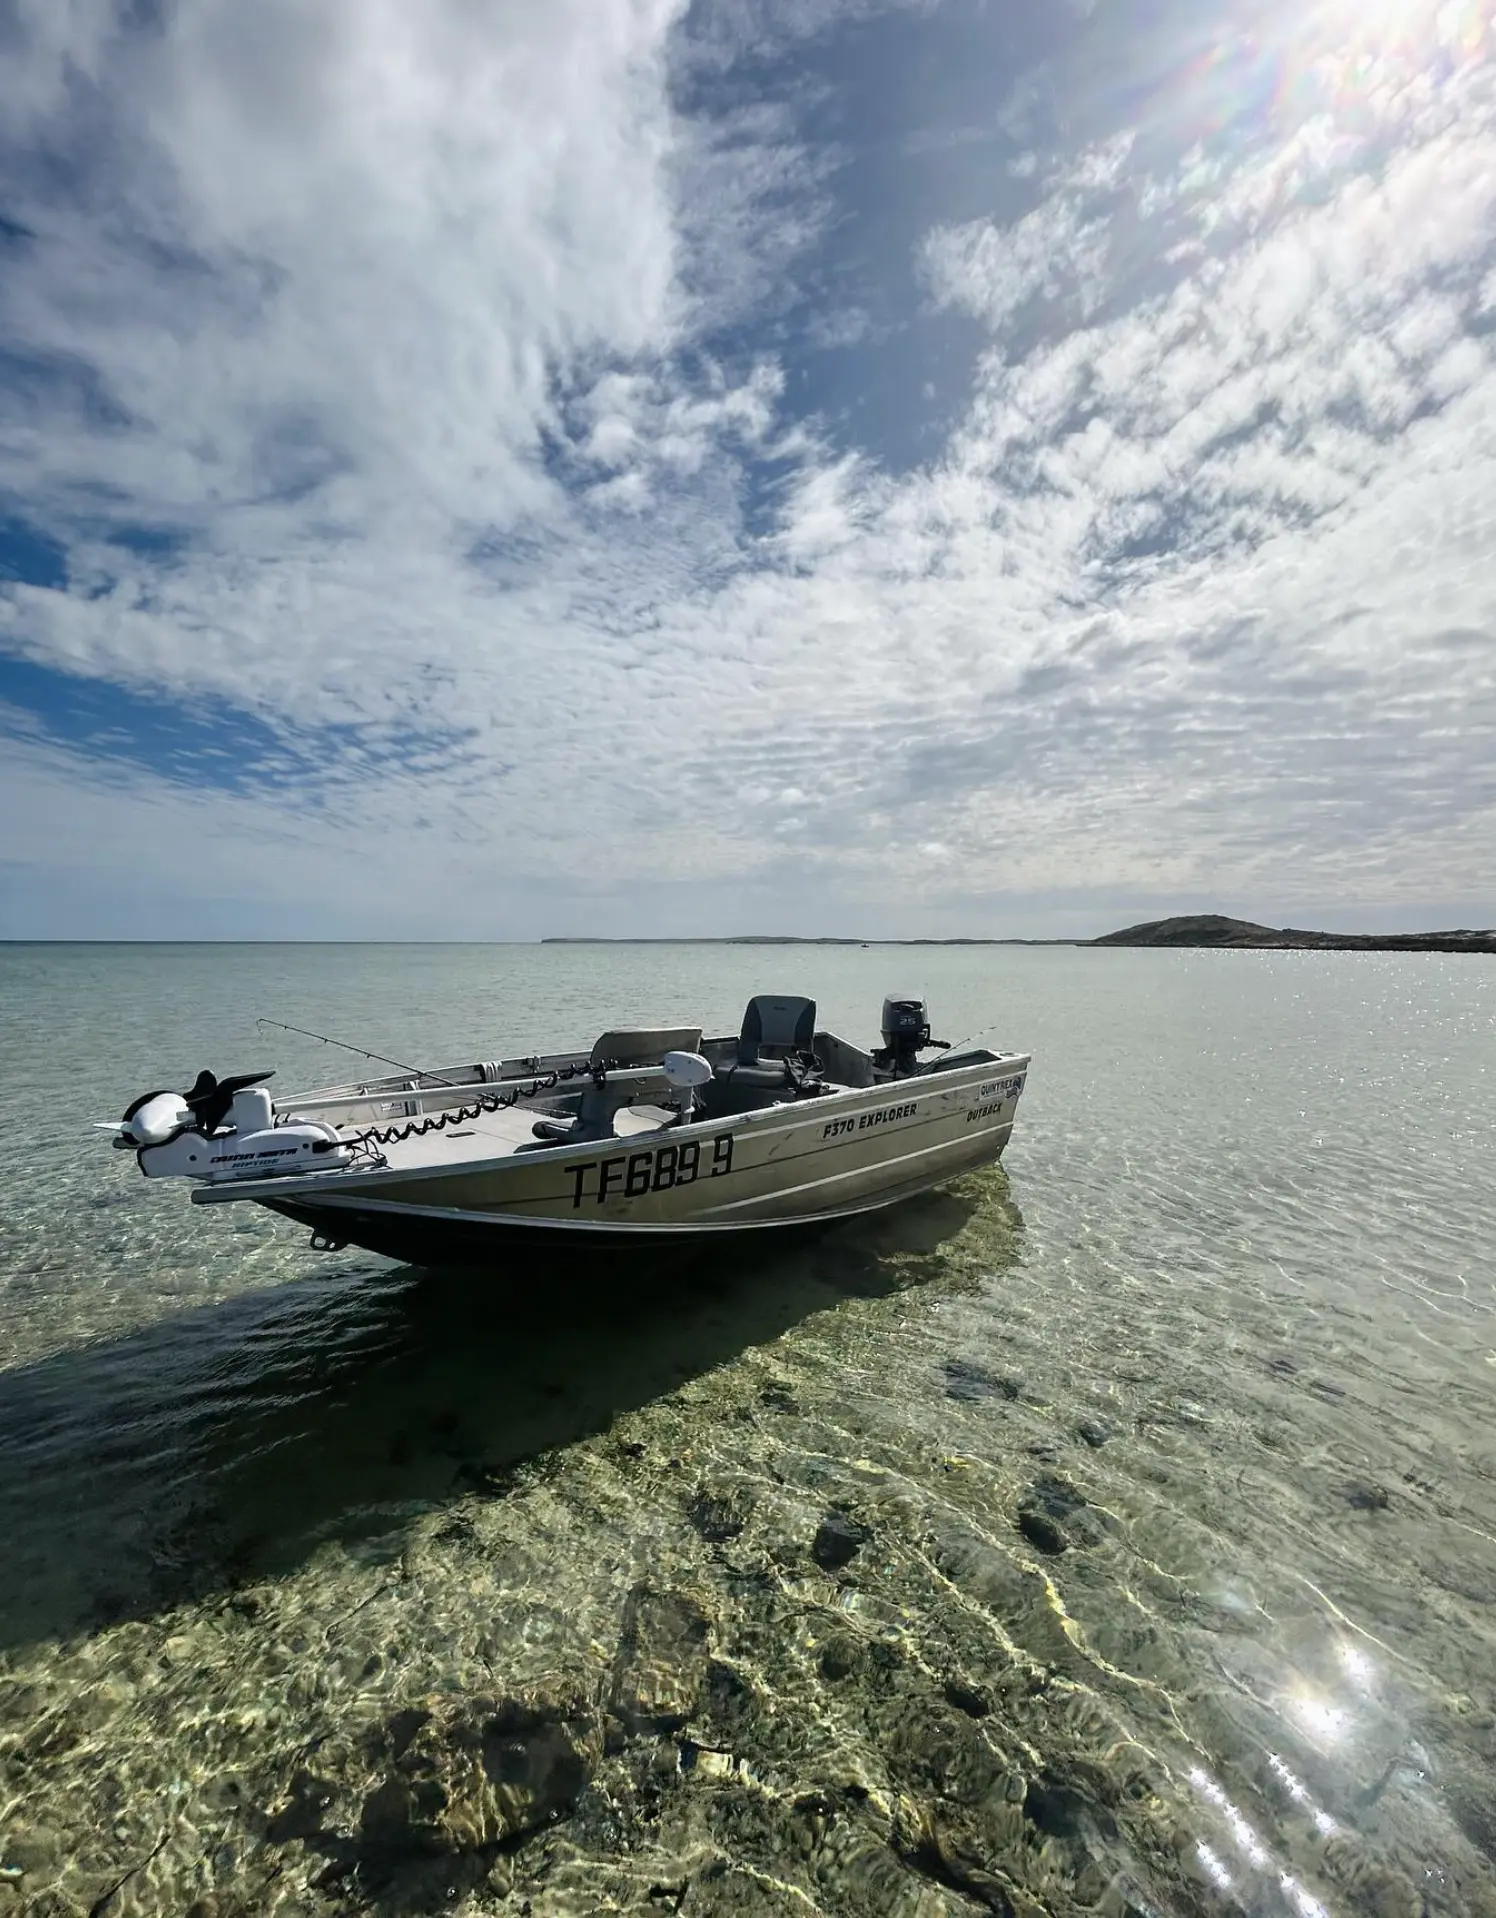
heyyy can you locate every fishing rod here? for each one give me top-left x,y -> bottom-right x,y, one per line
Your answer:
255,1018 -> 464,1086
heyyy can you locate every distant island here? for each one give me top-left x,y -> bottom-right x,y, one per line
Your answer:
1092,914 -> 1496,954
543,914 -> 1495,953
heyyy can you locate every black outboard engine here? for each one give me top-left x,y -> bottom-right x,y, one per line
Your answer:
877,997 -> 936,1076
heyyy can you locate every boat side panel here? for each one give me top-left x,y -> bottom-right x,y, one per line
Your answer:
266,1058 -> 1028,1228
263,1137 -> 1012,1265
263,1200 -> 828,1269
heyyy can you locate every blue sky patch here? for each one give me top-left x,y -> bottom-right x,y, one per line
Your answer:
0,516 -> 68,590
0,654 -> 480,798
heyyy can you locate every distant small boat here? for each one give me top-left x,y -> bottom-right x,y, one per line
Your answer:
105,995 -> 1029,1268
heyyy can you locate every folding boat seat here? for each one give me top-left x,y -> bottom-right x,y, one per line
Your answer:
737,995 -> 817,1065
531,1025 -> 703,1143
699,996 -> 818,1118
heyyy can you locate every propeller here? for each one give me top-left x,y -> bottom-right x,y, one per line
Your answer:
180,1068 -> 275,1136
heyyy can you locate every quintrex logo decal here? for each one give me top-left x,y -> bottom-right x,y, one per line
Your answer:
967,1077 -> 1025,1124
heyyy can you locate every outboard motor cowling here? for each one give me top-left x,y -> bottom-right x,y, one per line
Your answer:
879,997 -> 932,1076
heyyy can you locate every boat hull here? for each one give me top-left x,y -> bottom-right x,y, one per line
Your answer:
195,1053 -> 1029,1269
259,1191 -> 883,1268
260,1142 -> 1012,1266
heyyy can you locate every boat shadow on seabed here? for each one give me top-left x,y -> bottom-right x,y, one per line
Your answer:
0,1176 -> 1021,1654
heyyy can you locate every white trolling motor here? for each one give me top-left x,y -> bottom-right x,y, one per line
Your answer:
113,1068 -> 352,1182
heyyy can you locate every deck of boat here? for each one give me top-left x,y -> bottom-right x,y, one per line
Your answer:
343,1100 -> 678,1172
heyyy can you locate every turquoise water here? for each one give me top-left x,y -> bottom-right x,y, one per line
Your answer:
0,943 -> 1493,1916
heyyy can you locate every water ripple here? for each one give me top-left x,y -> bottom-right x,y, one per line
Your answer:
1,944 -> 1493,1915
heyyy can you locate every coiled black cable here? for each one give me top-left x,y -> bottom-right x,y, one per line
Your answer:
351,1058 -> 612,1149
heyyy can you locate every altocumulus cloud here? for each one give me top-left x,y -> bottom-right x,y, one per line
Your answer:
1,0 -> 1493,936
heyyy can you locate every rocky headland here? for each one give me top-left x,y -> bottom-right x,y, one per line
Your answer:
1090,914 -> 1496,954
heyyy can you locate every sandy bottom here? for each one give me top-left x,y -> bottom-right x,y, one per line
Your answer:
2,1166 -> 1494,1918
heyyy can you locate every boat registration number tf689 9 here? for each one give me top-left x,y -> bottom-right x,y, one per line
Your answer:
568,1133 -> 734,1207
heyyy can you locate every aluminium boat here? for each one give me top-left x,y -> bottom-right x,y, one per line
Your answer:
107,994 -> 1029,1267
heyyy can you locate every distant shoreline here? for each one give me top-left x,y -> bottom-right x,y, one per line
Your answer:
544,914 -> 1496,954
3,914 -> 1491,951
540,936 -> 1074,947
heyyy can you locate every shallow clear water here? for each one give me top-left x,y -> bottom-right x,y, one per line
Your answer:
1,942 -> 1493,1918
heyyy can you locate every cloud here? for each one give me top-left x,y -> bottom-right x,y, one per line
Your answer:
1,0 -> 690,529
1,0 -> 1494,936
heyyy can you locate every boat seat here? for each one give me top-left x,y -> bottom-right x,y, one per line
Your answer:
697,996 -> 819,1120
532,1026 -> 704,1144
697,1065 -> 792,1120
735,995 -> 816,1065
591,1026 -> 702,1069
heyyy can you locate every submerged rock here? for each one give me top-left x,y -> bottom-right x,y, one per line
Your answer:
361,1693 -> 599,1857
818,1633 -> 863,1683
676,1857 -> 818,1915
1017,1509 -> 1068,1556
934,1528 -> 1045,1617
942,1360 -> 1022,1404
812,1511 -> 871,1572
697,1657 -> 761,1749
943,1679 -> 993,1720
1017,1473 -> 1101,1555
1027,1473 -> 1087,1521
0,1824 -> 61,1880
687,1481 -> 752,1544
611,1586 -> 715,1731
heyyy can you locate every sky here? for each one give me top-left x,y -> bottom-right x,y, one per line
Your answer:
1,0 -> 1493,939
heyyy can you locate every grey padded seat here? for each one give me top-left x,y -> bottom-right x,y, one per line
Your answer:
736,995 -> 816,1064
700,996 -> 817,1120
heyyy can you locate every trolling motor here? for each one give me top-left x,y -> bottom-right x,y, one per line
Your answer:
874,997 -> 951,1077
662,1048 -> 713,1125
113,1069 -> 351,1181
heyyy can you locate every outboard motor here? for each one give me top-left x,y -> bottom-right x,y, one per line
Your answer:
876,997 -> 944,1077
